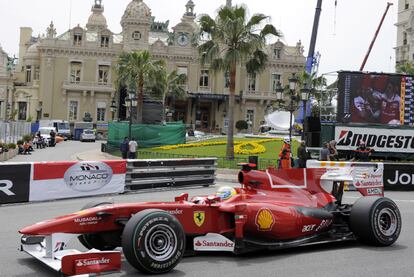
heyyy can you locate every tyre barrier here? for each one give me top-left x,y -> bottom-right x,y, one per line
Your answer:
125,158 -> 217,190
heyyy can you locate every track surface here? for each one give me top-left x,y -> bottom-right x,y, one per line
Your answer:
2,188 -> 414,277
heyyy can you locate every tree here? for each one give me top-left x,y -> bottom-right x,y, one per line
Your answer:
397,61 -> 414,75
149,65 -> 188,123
115,50 -> 163,123
199,5 -> 281,159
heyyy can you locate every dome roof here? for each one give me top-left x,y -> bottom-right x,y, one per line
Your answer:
87,12 -> 107,27
25,43 -> 40,59
122,0 -> 151,24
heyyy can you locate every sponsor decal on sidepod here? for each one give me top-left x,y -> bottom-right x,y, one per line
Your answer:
255,208 -> 275,231
64,162 -> 113,192
193,233 -> 235,251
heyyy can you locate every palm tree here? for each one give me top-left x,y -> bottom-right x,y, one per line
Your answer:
199,5 -> 281,159
115,50 -> 163,123
397,61 -> 414,75
149,66 -> 188,123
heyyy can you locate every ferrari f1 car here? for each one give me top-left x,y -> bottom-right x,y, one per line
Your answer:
19,162 -> 402,276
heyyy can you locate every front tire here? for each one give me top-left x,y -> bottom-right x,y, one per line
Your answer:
350,197 -> 402,246
122,209 -> 185,274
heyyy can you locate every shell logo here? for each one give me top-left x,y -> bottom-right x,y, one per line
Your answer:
255,208 -> 275,231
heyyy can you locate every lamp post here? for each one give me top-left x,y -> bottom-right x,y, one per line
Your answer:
300,83 -> 311,141
287,74 -> 299,146
110,99 -> 117,121
125,90 -> 137,141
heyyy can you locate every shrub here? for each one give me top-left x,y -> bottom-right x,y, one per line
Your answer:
22,134 -> 32,143
235,120 -> 248,131
17,140 -> 24,145
8,143 -> 16,149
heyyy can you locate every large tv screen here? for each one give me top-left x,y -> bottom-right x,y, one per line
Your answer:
337,71 -> 414,126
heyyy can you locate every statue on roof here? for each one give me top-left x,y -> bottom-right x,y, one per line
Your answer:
46,21 -> 57,38
94,0 -> 102,8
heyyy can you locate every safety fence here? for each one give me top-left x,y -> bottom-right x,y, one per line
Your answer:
125,158 -> 216,190
0,121 -> 32,143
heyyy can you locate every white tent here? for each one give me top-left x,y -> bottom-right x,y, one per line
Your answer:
264,111 -> 295,131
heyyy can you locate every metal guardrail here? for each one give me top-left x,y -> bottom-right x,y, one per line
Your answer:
125,158 -> 217,190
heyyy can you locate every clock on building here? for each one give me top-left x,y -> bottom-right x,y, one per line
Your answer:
177,33 -> 189,46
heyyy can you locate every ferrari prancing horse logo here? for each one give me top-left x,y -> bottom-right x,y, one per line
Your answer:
193,211 -> 205,227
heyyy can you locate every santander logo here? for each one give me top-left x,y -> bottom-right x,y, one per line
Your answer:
76,257 -> 111,267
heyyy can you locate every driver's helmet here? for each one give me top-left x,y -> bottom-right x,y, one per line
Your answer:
215,186 -> 237,200
283,137 -> 291,144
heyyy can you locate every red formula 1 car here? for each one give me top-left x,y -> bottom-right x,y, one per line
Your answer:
19,163 -> 402,276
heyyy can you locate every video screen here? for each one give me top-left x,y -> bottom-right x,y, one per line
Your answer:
337,72 -> 414,126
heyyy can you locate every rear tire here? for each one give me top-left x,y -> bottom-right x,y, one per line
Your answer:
78,201 -> 117,251
350,197 -> 402,246
122,209 -> 185,274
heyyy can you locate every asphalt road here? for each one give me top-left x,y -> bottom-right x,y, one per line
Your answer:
2,188 -> 414,277
7,140 -> 101,163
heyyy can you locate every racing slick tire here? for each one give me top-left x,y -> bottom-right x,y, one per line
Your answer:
350,197 -> 402,246
122,209 -> 185,274
78,201 -> 118,251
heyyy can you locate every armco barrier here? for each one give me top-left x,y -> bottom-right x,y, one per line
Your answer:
125,158 -> 217,190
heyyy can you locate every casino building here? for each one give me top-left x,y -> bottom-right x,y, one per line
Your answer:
13,0 -> 305,133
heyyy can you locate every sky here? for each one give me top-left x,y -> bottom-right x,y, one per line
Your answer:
0,0 -> 398,84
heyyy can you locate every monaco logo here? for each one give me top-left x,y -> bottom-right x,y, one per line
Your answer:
64,162 -> 113,192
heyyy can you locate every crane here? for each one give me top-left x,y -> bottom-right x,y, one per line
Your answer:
360,2 -> 393,71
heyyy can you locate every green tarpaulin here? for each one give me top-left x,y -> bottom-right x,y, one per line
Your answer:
108,122 -> 186,148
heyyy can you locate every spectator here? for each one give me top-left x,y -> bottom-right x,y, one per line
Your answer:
297,141 -> 308,168
352,140 -> 372,162
23,142 -> 31,155
120,137 -> 129,159
328,140 -> 338,161
128,138 -> 138,159
49,129 -> 56,147
278,137 -> 291,169
320,142 -> 330,161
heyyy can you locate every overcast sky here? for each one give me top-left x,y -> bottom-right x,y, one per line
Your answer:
0,0 -> 398,83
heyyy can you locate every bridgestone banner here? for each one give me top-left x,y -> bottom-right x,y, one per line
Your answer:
0,164 -> 30,204
29,161 -> 126,202
335,126 -> 414,153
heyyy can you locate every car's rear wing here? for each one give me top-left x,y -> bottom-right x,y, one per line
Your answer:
20,233 -> 121,276
307,160 -> 384,197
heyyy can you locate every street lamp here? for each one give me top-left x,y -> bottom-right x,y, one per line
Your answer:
287,74 -> 299,147
110,99 -> 117,121
300,83 -> 311,141
125,90 -> 137,141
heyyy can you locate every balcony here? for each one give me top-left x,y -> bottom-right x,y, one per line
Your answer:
244,90 -> 279,100
62,80 -> 115,94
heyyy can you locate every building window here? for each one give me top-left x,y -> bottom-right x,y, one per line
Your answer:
18,102 -> 27,120
248,73 -> 256,92
199,70 -> 209,88
97,108 -> 106,121
405,1 -> 409,9
274,48 -> 281,59
73,34 -> 82,46
34,66 -> 40,80
271,73 -> 281,92
246,109 -> 255,129
132,31 -> 142,41
70,62 -> 82,83
177,66 -> 188,85
224,71 -> 230,89
25,66 -> 32,83
98,65 -> 110,84
69,100 -> 78,121
403,32 -> 408,45
101,36 -> 110,47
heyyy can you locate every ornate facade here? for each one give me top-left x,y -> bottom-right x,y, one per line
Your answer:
0,46 -> 13,120
15,0 -> 305,132
396,0 -> 414,65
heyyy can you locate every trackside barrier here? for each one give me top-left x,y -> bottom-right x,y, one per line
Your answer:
125,158 -> 217,190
